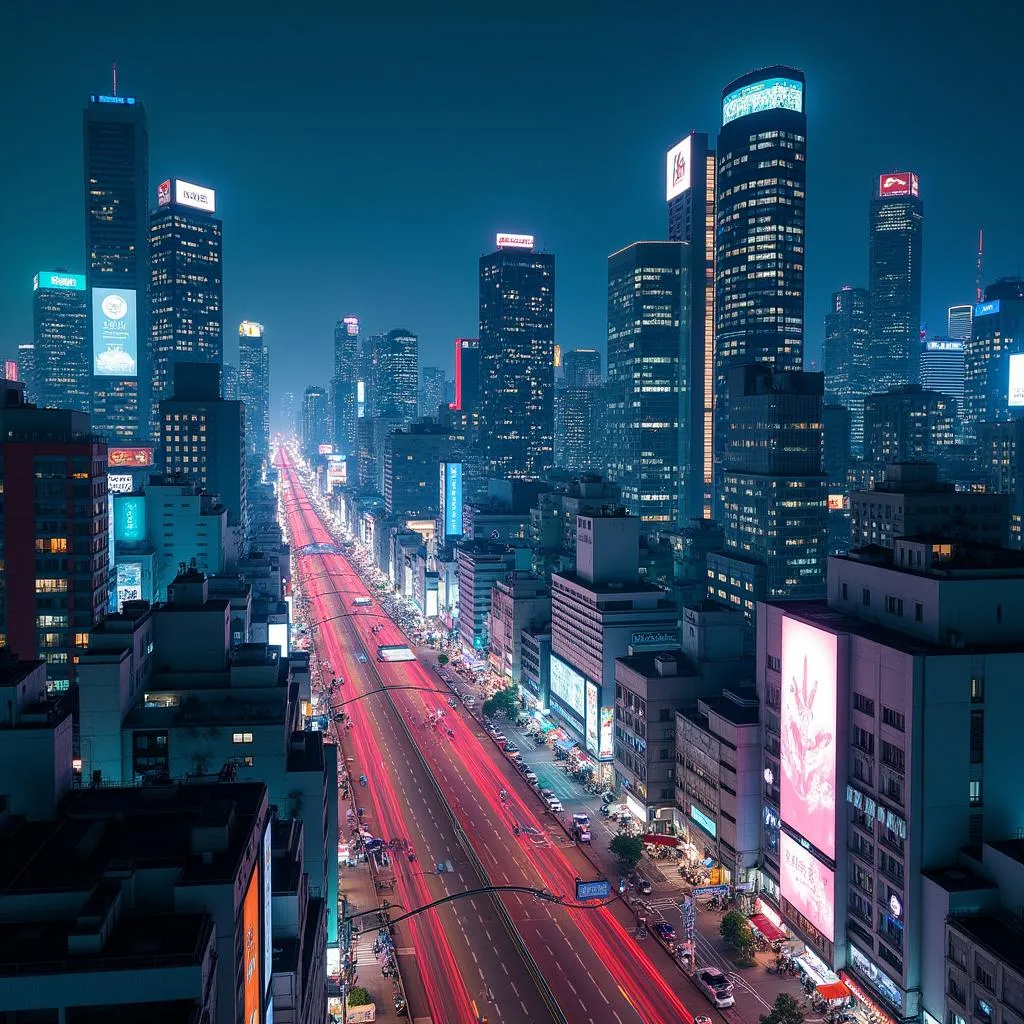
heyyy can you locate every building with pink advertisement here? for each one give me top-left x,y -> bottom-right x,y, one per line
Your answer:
757,536 -> 1024,1024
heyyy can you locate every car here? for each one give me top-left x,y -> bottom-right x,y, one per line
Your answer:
539,788 -> 555,800
507,750 -> 522,762
544,795 -> 563,812
653,922 -> 676,942
693,1017 -> 712,1024
523,770 -> 538,784
504,743 -> 518,753
356,652 -> 367,663
632,874 -> 653,895
695,967 -> 735,1009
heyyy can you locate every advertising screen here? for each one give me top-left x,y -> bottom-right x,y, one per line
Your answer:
585,681 -> 599,755
268,622 -> 289,658
174,178 -> 216,213
496,232 -> 534,249
263,823 -> 273,991
35,270 -> 85,291
157,179 -> 171,206
780,832 -> 835,941
92,287 -> 138,377
665,136 -> 692,201
1009,354 -> 1024,408
722,76 -> 803,125
550,655 -> 586,717
444,463 -> 464,537
600,707 -> 614,759
690,803 -> 717,838
343,316 -> 360,336
114,496 -> 146,543
326,456 -> 347,490
243,865 -> 261,1024
239,321 -> 264,338
827,494 -> 846,511
318,443 -> 334,455
116,562 -> 143,609
108,446 -> 155,468
878,172 -> 920,198
108,473 -> 134,494
780,616 -> 838,859
975,300 -> 1000,318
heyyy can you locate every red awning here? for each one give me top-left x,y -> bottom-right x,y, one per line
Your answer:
642,834 -> 679,848
817,982 -> 853,1002
748,913 -> 787,943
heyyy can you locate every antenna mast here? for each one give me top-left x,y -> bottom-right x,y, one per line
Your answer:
976,229 -> 984,303
112,63 -> 118,97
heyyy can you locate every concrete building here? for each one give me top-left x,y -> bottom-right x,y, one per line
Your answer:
487,571 -> 550,685
383,421 -> 451,517
850,462 -> 1009,550
455,541 -> 521,653
520,626 -> 552,713
863,386 -> 957,465
531,475 -> 623,578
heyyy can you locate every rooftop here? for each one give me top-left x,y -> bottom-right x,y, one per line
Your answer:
949,914 -> 1024,974
552,571 -> 669,598
921,865 -> 996,894
698,689 -> 760,726
987,838 -> 1024,867
841,537 -> 1024,579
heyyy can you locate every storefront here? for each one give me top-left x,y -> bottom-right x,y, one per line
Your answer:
796,946 -> 841,987
842,943 -> 906,1024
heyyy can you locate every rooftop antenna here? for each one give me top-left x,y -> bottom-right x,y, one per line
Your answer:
112,63 -> 118,97
976,228 -> 984,303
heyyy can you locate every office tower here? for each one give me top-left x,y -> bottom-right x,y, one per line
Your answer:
368,329 -> 418,422
32,270 -> 90,412
16,344 -> 38,404
562,348 -> 601,388
420,365 -> 446,418
869,171 -> 924,389
479,233 -> 555,480
300,385 -> 329,462
331,316 -> 359,455
715,68 -> 807,498
947,303 -> 973,341
383,422 -> 451,517
862,385 -> 956,464
667,130 -> 717,518
824,286 -> 871,451
160,363 -> 247,559
920,338 -> 965,412
556,383 -> 603,473
0,382 -> 108,692
280,390 -> 295,435
149,178 -> 223,429
452,337 -> 481,413
221,363 -> 238,400
238,321 -> 270,473
84,92 -> 149,442
963,278 -> 1024,437
822,405 -> 851,486
607,241 -> 688,526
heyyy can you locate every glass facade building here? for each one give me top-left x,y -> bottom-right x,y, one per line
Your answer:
824,285 -> 871,451
562,348 -> 601,388
301,386 -> 329,462
963,279 -> 1024,437
331,316 -> 359,455
32,271 -> 90,413
238,321 -> 270,474
368,329 -> 418,423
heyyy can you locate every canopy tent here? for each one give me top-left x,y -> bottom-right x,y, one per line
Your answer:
817,982 -> 853,1003
748,913 -> 787,943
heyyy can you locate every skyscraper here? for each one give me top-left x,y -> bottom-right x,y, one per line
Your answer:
452,337 -> 481,413
84,92 -> 149,442
964,279 -> 1024,437
221,363 -> 238,400
32,270 -> 90,413
667,130 -> 716,519
562,348 -> 601,388
823,285 -> 870,451
420,366 -> 446,418
479,233 -> 555,480
947,303 -> 973,342
331,316 -> 359,456
149,178 -> 223,428
280,391 -> 295,436
238,321 -> 270,474
868,171 -> 924,389
368,329 -> 418,422
715,68 -> 807,500
301,386 -> 329,462
607,241 -> 688,526
16,344 -> 38,404
555,385 -> 603,473
920,338 -> 965,415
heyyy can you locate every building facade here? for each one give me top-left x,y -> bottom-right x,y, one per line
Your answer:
562,348 -> 601,388
238,321 -> 270,477
300,386 -> 329,463
963,280 -> 1024,438
32,270 -> 90,413
824,286 -> 870,451
862,386 -> 957,465
332,316 -> 360,456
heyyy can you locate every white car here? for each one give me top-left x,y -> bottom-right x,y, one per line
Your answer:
544,795 -> 563,812
695,967 -> 735,1008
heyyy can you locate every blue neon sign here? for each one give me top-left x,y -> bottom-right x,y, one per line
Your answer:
690,803 -> 717,837
974,300 -> 1001,317
723,77 -> 803,125
92,95 -> 136,105
575,879 -> 611,901
34,271 -> 85,291
444,463 -> 463,537
114,496 -> 145,542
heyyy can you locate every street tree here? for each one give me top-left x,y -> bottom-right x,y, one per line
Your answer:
720,909 -> 754,950
347,986 -> 372,1007
760,993 -> 805,1024
610,834 -> 644,871
483,686 -> 518,718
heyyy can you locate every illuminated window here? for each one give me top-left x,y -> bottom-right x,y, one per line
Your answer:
35,578 -> 68,593
35,537 -> 68,553
74,632 -> 90,647
232,732 -> 254,744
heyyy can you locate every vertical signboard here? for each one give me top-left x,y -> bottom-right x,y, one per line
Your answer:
114,496 -> 146,543
780,832 -> 835,941
243,865 -> 261,1024
116,562 -> 143,609
599,707 -> 614,759
91,287 -> 138,377
585,681 -> 599,755
263,822 -> 273,992
444,463 -> 463,537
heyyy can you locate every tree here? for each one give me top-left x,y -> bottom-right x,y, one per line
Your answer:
483,686 -> 518,718
437,653 -> 449,666
760,994 -> 805,1024
347,986 -> 372,1007
720,909 -> 754,950
610,834 -> 644,872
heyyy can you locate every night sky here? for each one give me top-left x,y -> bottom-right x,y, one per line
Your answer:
3,2 -> 1022,411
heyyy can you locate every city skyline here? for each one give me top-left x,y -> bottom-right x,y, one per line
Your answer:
3,4 -> 1022,409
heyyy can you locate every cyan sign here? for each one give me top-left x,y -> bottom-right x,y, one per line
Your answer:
690,803 -> 717,838
35,271 -> 85,291
974,300 -> 1000,317
575,879 -> 611,901
92,287 -> 138,377
114,496 -> 145,542
444,463 -> 463,537
723,76 -> 803,125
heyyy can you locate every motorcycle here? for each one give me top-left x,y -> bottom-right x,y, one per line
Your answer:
358,774 -> 368,787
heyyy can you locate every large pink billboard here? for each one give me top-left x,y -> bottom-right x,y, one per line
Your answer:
780,616 -> 838,859
780,832 -> 835,941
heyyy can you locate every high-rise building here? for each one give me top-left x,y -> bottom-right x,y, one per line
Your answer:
0,381 -> 109,692
238,321 -> 270,474
331,316 -> 359,456
919,338 -> 966,413
300,386 -> 329,463
562,348 -> 601,388
607,241 -> 688,526
555,384 -> 603,474
963,279 -> 1024,438
84,92 -> 150,443
479,233 -> 555,480
16,344 -> 38,404
824,286 -> 870,451
667,130 -> 716,518
715,68 -> 807,498
32,270 -> 90,413
221,363 -> 238,400
862,385 -> 957,465
280,390 -> 295,436
149,178 -> 222,430
368,329 -> 418,423
383,422 -> 451,517
868,171 -> 924,389
452,337 -> 481,413
947,303 -> 973,341
420,365 -> 447,418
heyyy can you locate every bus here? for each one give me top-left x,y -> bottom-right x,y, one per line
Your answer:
376,645 -> 416,663
351,597 -> 373,608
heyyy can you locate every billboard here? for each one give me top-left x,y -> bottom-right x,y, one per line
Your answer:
3,359 -> 16,381
243,865 -> 261,1024
108,473 -> 134,494
318,443 -> 334,455
116,561 -> 143,609
343,315 -> 360,336
780,616 -> 838,859
263,822 -> 273,991
550,655 -> 586,717
92,287 -> 138,377
599,706 -> 614,759
114,496 -> 146,542
666,136 -> 692,201
377,645 -> 416,662
326,456 -> 346,490
157,179 -> 171,206
722,76 -> 803,125
268,622 -> 289,658
444,463 -> 464,537
34,270 -> 85,291
585,681 -> 599,755
1009,354 -> 1024,408
239,321 -> 264,338
496,232 -> 534,249
827,494 -> 846,511
174,178 -> 216,213
780,832 -> 835,941
109,446 -> 155,468
975,300 -> 1001,318
878,172 -> 919,198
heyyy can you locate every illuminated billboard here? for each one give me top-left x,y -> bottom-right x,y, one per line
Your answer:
108,446 -> 154,468
243,865 -> 261,1024
1009,354 -> 1024,408
114,496 -> 146,543
665,136 -> 692,201
585,681 -> 599,755
780,832 -> 835,941
263,823 -> 273,990
174,178 -> 216,213
550,654 -> 586,717
343,316 -> 360,336
116,561 -> 143,609
326,456 -> 347,490
443,463 -> 463,537
34,270 -> 85,291
878,172 -> 919,198
92,287 -> 138,377
722,76 -> 803,125
239,320 -> 264,338
496,232 -> 534,249
599,706 -> 614,759
108,473 -> 134,494
268,622 -> 289,658
780,616 -> 837,859
975,300 -> 1000,317
157,179 -> 171,206
826,494 -> 846,511
317,443 -> 334,456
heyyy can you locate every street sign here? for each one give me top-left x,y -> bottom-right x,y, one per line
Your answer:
690,884 -> 730,897
576,879 -> 611,901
